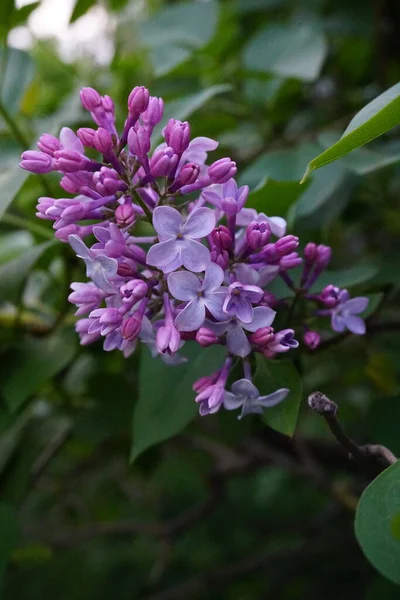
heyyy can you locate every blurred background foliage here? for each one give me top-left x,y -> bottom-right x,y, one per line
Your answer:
1,0 -> 400,598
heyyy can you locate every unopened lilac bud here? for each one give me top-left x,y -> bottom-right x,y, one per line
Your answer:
193,372 -> 219,394
128,126 -> 151,157
142,96 -> 164,127
304,331 -> 321,350
210,247 -> 229,269
102,95 -> 115,115
115,202 -> 135,227
55,224 -> 79,242
169,162 -> 199,192
120,279 -> 148,304
54,150 -> 92,173
20,151 -> 54,174
121,314 -> 142,341
275,235 -> 299,257
211,225 -> 232,250
94,128 -> 113,155
80,87 -> 102,111
156,324 -> 180,355
280,253 -> 302,270
77,127 -> 97,148
128,86 -> 150,116
165,120 -> 190,154
261,291 -> 278,308
304,242 -> 318,263
150,147 -> 178,177
249,326 -> 275,347
37,134 -> 61,156
316,244 -> 332,269
208,157 -> 237,184
196,327 -> 218,347
246,221 -> 271,250
319,284 -> 340,308
117,262 -> 137,278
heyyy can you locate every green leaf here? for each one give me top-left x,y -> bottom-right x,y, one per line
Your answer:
138,1 -> 219,76
0,241 -> 54,304
9,2 -> 40,28
0,47 -> 34,113
368,395 -> 400,457
292,162 -> 347,219
247,178 -> 307,217
0,412 -> 30,476
0,329 -> 77,413
243,23 -> 327,82
0,504 -> 19,591
355,460 -> 400,584
70,0 -> 97,22
0,0 -> 16,39
130,344 -> 226,462
0,231 -> 32,264
253,355 -> 302,436
0,162 -> 30,219
311,262 -> 379,292
301,82 -> 400,181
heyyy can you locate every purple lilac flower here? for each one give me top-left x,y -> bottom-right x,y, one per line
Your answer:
331,292 -> 369,334
222,281 -> 263,323
224,379 -> 289,420
68,235 -> 118,293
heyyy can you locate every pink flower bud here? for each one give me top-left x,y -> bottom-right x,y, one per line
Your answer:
142,96 -> 164,127
196,327 -> 219,347
164,120 -> 190,154
316,244 -> 332,268
121,314 -> 142,341
275,235 -> 299,257
210,247 -> 229,269
117,262 -> 137,278
246,221 -> 271,250
208,157 -> 237,184
249,326 -> 275,347
319,285 -> 340,308
128,86 -> 150,116
170,162 -> 199,192
280,253 -> 302,270
80,87 -> 102,111
120,279 -> 148,304
94,128 -> 113,154
37,134 -> 61,156
156,324 -> 181,355
115,202 -> 135,227
20,151 -> 54,174
77,127 -> 97,148
54,150 -> 92,173
150,147 -> 178,177
304,242 -> 317,263
303,331 -> 321,350
211,225 -> 232,250
128,125 -> 151,157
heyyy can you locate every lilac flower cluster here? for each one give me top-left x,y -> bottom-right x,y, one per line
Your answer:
20,85 -> 369,419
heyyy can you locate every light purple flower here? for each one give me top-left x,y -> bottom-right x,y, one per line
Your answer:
222,281 -> 263,323
207,306 -> 276,357
68,234 -> 118,293
68,282 -> 106,316
139,316 -> 187,365
234,263 -> 279,287
224,378 -> 289,419
331,293 -> 369,335
168,263 -> 226,331
266,329 -> 299,353
147,206 -> 215,273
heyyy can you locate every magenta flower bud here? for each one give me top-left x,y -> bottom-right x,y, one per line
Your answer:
210,247 -> 229,270
304,242 -> 318,263
36,197 -> 54,219
128,86 -> 150,116
61,203 -> 86,221
128,125 -> 151,157
80,87 -> 102,111
150,147 -> 179,177
169,162 -> 199,192
77,127 -> 97,148
249,326 -> 275,347
37,134 -> 61,156
196,327 -> 219,348
120,279 -> 148,304
280,253 -> 302,270
55,224 -> 79,242
117,262 -> 137,278
208,157 -> 237,184
54,150 -> 92,173
121,313 -> 142,341
275,235 -> 299,257
304,331 -> 321,350
60,176 -> 78,194
164,119 -> 190,154
246,221 -> 271,250
142,96 -> 164,127
20,151 -> 54,174
319,285 -> 341,308
102,95 -> 115,115
90,307 -> 122,336
156,324 -> 181,355
261,291 -> 278,308
94,127 -> 113,155
193,372 -> 219,394
316,244 -> 332,268
211,225 -> 232,250
115,202 -> 135,227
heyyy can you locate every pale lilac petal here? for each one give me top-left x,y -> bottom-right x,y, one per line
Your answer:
258,388 -> 289,407
257,265 -> 280,286
96,254 -> 119,276
332,312 -> 346,332
203,290 -> 227,320
88,264 -> 117,293
231,379 -> 259,398
174,299 -> 205,332
181,239 -> 211,272
226,323 -> 251,357
183,136 -> 218,165
202,262 -> 225,292
183,207 -> 215,239
235,263 -> 259,285
163,253 -> 185,274
344,315 -> 366,335
344,297 -> 369,315
204,318 -> 231,336
146,239 -> 180,269
236,208 -> 257,227
234,297 -> 253,324
168,270 -> 200,301
152,206 -> 182,239
60,127 -> 84,154
223,392 -> 244,411
223,179 -> 237,198
243,285 -> 263,303
239,402 -> 263,419
139,316 -> 155,343
242,306 -> 276,332
93,226 -> 110,243
265,216 -> 286,238
68,234 -> 91,259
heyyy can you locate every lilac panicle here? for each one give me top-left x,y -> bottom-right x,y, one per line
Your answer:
21,83 -> 369,419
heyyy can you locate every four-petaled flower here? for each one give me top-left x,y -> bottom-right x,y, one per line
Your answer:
223,281 -> 263,323
147,206 -> 215,273
224,378 -> 289,419
168,263 -> 227,331
331,291 -> 369,334
69,235 -> 118,293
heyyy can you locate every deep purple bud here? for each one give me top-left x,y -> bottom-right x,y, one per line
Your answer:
120,279 -> 148,304
20,151 -> 54,174
316,244 -> 332,268
196,327 -> 219,347
37,134 -> 61,156
304,331 -> 321,350
249,326 -> 275,347
117,262 -> 137,278
170,162 -> 199,192
208,158 -> 237,184
94,127 -> 113,155
210,247 -> 229,270
115,202 -> 135,227
80,87 -> 102,111
128,125 -> 151,157
193,372 -> 219,394
55,224 -> 80,242
164,119 -> 190,154
280,253 -> 302,270
275,235 -> 299,257
304,242 -> 318,263
150,147 -> 179,177
211,225 -> 232,250
54,150 -> 92,173
246,221 -> 271,250
77,127 -> 97,148
142,96 -> 164,127
319,285 -> 341,308
121,314 -> 142,341
261,291 -> 278,308
128,86 -> 150,116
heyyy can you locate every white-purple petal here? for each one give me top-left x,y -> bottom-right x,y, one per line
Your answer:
231,378 -> 259,399
181,239 -> 211,272
226,323 -> 251,357
343,297 -> 369,315
146,239 -> 180,269
343,315 -> 366,335
68,234 -> 92,259
174,298 -> 206,332
168,270 -> 201,301
201,262 -> 225,293
152,206 -> 182,239
258,388 -> 289,407
241,306 -> 276,332
183,207 -> 215,239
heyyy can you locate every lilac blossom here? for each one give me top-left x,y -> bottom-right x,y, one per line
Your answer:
224,379 -> 289,419
331,292 -> 368,334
